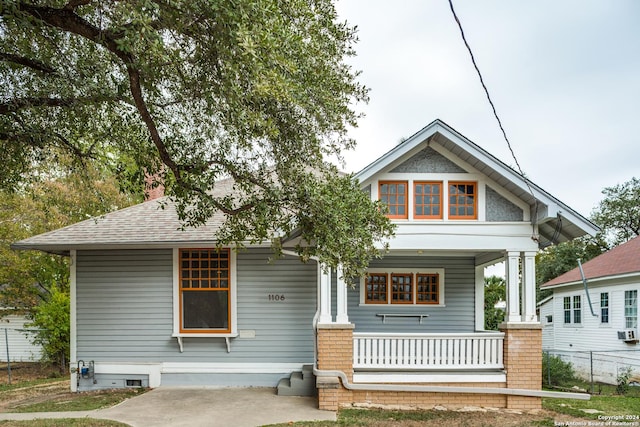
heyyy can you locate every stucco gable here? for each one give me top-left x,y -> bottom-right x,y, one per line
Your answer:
389,146 -> 467,174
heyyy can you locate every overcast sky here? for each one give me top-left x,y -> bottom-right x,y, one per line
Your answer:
335,0 -> 640,219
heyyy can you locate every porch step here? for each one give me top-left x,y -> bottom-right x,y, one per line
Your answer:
277,365 -> 316,396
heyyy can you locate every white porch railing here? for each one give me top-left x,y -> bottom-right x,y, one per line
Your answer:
353,332 -> 504,370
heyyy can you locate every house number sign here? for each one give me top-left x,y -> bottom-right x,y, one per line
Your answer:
268,294 -> 286,301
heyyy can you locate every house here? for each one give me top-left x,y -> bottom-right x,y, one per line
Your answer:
0,312 -> 43,362
540,235 -> 640,384
12,119 -> 597,410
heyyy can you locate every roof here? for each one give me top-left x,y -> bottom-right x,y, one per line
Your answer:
356,119 -> 599,246
541,235 -> 640,288
12,179 -> 237,254
13,118 -> 599,254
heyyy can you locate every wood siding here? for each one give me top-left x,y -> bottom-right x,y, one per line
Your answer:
76,249 -> 316,364
344,256 -> 476,333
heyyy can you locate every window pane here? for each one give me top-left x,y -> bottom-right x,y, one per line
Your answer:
182,290 -> 229,329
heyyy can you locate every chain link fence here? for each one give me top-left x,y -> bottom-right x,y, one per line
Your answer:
0,327 -> 43,385
544,349 -> 640,393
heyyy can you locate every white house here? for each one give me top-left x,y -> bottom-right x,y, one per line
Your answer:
540,235 -> 640,384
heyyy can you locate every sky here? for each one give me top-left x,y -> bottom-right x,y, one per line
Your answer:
335,0 -> 640,219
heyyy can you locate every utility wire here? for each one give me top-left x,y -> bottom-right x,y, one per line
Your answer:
447,0 -> 540,242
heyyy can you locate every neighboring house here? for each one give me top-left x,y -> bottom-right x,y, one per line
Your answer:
0,312 -> 43,362
537,295 -> 555,350
540,235 -> 640,384
12,119 -> 597,410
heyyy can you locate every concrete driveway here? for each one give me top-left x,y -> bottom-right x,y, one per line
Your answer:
0,387 -> 337,427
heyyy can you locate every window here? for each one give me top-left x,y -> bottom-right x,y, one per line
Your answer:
546,315 -> 553,324
600,292 -> 609,324
416,274 -> 439,304
391,273 -> 413,304
365,273 -> 388,304
179,248 -> 231,333
573,296 -> 581,324
625,290 -> 637,329
379,181 -> 408,219
362,270 -> 444,305
563,297 -> 571,324
448,182 -> 477,219
414,182 -> 442,219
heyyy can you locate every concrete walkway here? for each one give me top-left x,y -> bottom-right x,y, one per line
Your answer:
0,387 -> 337,427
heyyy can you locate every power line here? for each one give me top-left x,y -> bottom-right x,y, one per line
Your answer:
447,0 -> 540,242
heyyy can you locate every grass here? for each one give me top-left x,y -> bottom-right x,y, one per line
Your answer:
0,420 -> 129,427
543,395 -> 640,419
7,388 -> 147,413
0,378 -> 64,395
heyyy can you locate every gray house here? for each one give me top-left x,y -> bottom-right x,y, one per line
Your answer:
13,119 -> 596,410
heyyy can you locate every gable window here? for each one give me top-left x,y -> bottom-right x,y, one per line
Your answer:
179,248 -> 231,333
600,292 -> 609,324
362,269 -> 444,306
414,182 -> 442,219
625,290 -> 637,329
449,182 -> 477,219
379,181 -> 408,219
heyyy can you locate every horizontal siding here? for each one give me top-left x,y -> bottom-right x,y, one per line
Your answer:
0,315 -> 42,362
76,249 -> 316,364
345,256 -> 475,333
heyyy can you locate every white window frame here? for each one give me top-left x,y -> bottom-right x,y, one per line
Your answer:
625,290 -> 638,330
600,292 -> 609,325
172,247 -> 238,337
562,294 -> 582,326
359,268 -> 445,307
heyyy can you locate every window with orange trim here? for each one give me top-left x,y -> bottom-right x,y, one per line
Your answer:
414,182 -> 442,219
448,181 -> 477,219
391,273 -> 413,303
379,181 -> 408,219
416,274 -> 439,304
365,273 -> 388,304
179,248 -> 231,333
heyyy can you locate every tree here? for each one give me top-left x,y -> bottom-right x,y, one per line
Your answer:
592,177 -> 640,246
484,275 -> 505,330
0,0 -> 393,278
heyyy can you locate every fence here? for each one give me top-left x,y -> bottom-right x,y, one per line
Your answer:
544,349 -> 640,392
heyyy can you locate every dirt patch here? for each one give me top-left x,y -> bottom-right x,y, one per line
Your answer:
0,362 -> 63,384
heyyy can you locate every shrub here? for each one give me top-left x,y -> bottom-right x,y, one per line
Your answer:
616,366 -> 633,395
542,353 -> 577,387
28,286 -> 70,373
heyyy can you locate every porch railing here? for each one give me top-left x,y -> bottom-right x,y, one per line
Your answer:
353,332 -> 504,370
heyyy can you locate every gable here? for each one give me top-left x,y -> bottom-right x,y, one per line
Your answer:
389,147 -> 467,174
486,186 -> 523,221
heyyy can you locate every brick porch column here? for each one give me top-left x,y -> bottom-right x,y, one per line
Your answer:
316,324 -> 354,411
500,323 -> 542,410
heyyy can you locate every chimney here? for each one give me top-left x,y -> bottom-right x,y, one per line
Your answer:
144,168 -> 165,201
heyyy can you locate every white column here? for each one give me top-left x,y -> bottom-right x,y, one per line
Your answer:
475,265 -> 485,331
505,252 -> 521,323
522,251 -> 538,322
335,265 -> 349,324
318,264 -> 333,324
70,250 -> 78,392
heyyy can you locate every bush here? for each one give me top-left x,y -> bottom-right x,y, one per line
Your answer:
616,366 -> 633,395
28,286 -> 70,373
543,353 -> 577,387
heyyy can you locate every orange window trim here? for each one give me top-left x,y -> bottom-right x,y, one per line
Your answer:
379,180 -> 408,219
179,248 -> 231,334
416,273 -> 439,305
365,273 -> 389,304
414,181 -> 443,219
390,273 -> 413,304
448,181 -> 477,220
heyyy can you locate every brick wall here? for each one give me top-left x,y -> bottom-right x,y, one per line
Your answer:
501,324 -> 543,410
316,325 -> 354,411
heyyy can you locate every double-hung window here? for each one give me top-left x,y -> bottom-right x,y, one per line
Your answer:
625,290 -> 638,329
179,248 -> 232,333
563,297 -> 571,324
600,292 -> 609,324
364,270 -> 444,305
563,295 -> 581,324
573,295 -> 581,324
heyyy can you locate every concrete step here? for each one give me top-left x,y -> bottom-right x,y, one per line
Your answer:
277,368 -> 316,396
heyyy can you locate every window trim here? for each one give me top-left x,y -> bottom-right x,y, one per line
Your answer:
625,290 -> 638,330
172,248 -> 238,337
600,292 -> 609,325
563,294 -> 582,326
361,268 -> 445,306
379,180 -> 409,219
413,181 -> 443,219
448,181 -> 478,220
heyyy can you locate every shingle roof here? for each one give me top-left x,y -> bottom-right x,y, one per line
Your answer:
541,235 -> 640,288
11,179 -> 236,254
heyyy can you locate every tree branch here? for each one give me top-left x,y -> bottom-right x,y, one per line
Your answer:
63,0 -> 93,10
0,52 -> 56,74
0,95 -> 121,114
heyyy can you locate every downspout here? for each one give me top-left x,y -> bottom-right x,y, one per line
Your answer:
578,259 -> 598,317
281,251 -> 589,401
